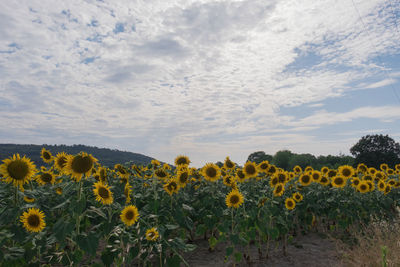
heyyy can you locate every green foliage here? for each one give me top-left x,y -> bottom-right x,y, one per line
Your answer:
0,144 -> 154,167
350,134 -> 400,168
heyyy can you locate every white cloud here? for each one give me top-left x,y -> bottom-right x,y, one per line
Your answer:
0,0 -> 400,166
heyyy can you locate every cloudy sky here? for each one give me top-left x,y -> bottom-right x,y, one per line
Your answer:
1,0 -> 400,167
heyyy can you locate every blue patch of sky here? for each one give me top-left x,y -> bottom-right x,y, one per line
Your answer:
81,57 -> 97,64
88,20 -> 99,27
113,23 -> 125,34
284,48 -> 323,72
131,24 -> 136,32
86,33 -> 105,43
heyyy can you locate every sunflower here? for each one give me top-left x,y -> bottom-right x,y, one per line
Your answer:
201,163 -> 220,182
41,148 -> 53,164
65,152 -> 97,182
54,152 -> 69,172
276,171 -> 288,184
292,192 -> 303,202
351,177 -> 361,188
356,163 -> 368,174
387,168 -> 394,175
338,165 -> 354,179
366,180 -> 375,191
374,171 -> 386,181
174,155 -> 190,166
304,166 -> 313,172
120,205 -> 139,227
311,171 -> 322,182
145,227 -> 160,241
321,166 -> 329,174
224,157 -> 236,170
235,169 -> 246,183
20,208 -> 46,233
331,176 -> 346,188
380,163 -> 388,171
223,175 -> 235,187
293,165 -> 302,174
151,159 -> 160,168
319,176 -> 330,186
56,187 -> 63,195
299,174 -> 312,186
0,154 -> 37,190
384,184 -> 391,195
377,180 -> 386,192
242,162 -> 258,179
225,190 -> 244,208
327,169 -> 337,178
387,179 -> 396,187
163,179 -> 179,195
395,164 -> 400,171
24,196 -> 35,203
124,183 -> 132,204
257,161 -> 270,172
357,181 -> 369,193
368,167 -> 377,175
177,170 -> 189,188
154,168 -> 169,180
270,175 -> 279,187
362,174 -> 373,181
267,165 -> 277,175
97,167 -> 107,183
273,183 -> 285,197
35,171 -> 56,185
93,182 -> 113,205
285,198 -> 296,210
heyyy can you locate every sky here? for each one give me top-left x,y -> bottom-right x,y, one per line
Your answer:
0,0 -> 400,167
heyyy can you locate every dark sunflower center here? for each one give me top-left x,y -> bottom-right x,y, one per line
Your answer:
206,167 -> 217,178
226,160 -> 234,168
276,185 -> 283,193
71,155 -> 93,174
98,186 -> 110,199
295,195 -> 300,200
226,177 -> 232,184
156,170 -> 167,178
360,184 -> 367,191
353,180 -> 360,185
269,166 -> 276,173
260,163 -> 268,170
335,178 -> 344,185
230,195 -> 239,204
328,171 -> 336,178
179,172 -> 188,183
176,158 -> 188,165
41,173 -> 52,183
43,152 -> 51,160
302,175 -> 310,183
278,174 -> 286,183
28,214 -> 40,227
148,232 -> 155,238
342,169 -> 351,177
57,157 -> 67,168
125,210 -> 134,220
245,165 -> 256,175
313,174 -> 319,180
287,200 -> 294,207
168,182 -> 177,191
237,171 -> 245,179
7,160 -> 29,180
379,183 -> 385,189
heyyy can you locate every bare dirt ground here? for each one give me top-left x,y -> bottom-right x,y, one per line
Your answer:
184,232 -> 343,267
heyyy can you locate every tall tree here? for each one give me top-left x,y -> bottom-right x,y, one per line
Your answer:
350,134 -> 400,168
247,151 -> 273,163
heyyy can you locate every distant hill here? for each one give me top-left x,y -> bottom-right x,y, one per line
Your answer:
0,144 -> 154,168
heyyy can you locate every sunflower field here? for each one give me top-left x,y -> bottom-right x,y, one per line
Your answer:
1,149 -> 400,266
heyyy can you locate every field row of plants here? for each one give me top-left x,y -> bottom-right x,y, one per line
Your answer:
1,148 -> 400,266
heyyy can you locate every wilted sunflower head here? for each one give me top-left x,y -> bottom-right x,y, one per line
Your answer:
174,155 -> 190,167
202,163 -> 220,182
20,208 -> 46,233
66,152 -> 97,182
0,154 -> 37,190
225,190 -> 244,208
120,205 -> 139,227
93,181 -> 113,205
41,148 -> 53,164
224,157 -> 236,169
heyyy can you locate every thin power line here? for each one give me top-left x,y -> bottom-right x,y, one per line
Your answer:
351,0 -> 400,104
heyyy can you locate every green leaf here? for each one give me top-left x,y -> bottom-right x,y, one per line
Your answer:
76,233 -> 98,256
165,224 -> 179,230
166,254 -> 181,267
101,249 -> 117,267
208,236 -> 218,249
267,227 -> 280,240
226,246 -> 234,256
51,199 -> 70,210
230,234 -> 240,245
195,224 -> 206,236
182,204 -> 194,212
234,252 -> 242,263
